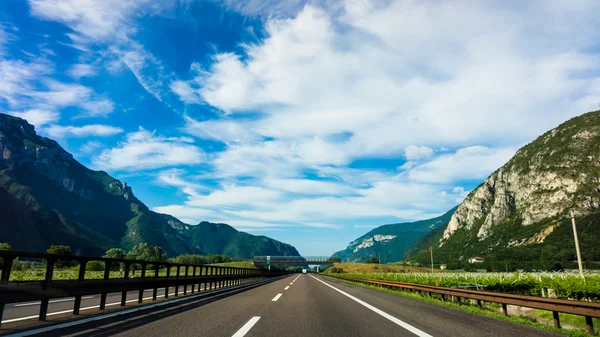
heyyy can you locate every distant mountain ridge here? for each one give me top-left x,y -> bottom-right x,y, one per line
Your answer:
0,113 -> 299,258
333,207 -> 457,262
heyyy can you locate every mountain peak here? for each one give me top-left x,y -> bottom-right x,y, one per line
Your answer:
0,112 -> 300,258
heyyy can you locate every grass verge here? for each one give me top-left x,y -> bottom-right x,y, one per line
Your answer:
323,276 -> 597,337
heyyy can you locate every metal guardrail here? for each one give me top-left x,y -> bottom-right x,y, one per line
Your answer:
0,250 -> 286,326
327,275 -> 600,335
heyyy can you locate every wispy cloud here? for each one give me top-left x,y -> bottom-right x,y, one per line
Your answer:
7,109 -> 59,128
43,124 -> 123,138
0,59 -> 114,118
67,63 -> 96,79
0,23 -> 16,57
92,128 -> 205,170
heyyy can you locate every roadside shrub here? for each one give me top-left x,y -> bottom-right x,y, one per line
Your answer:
86,261 -> 105,271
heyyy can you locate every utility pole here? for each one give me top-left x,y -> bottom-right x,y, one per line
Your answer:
430,247 -> 434,273
571,213 -> 585,279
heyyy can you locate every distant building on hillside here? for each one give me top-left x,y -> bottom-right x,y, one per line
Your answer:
468,257 -> 484,264
440,264 -> 447,270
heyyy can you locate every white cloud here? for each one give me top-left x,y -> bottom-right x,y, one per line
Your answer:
405,145 -> 434,160
93,128 -> 205,171
170,80 -> 201,104
114,43 -> 168,103
217,0 -> 319,18
30,81 -> 114,117
0,59 -> 53,107
0,23 -> 16,57
7,109 -> 59,127
67,63 -> 96,79
152,205 -> 216,225
79,140 -> 104,154
407,146 -> 516,184
161,2 -> 600,234
28,0 -> 141,42
183,115 -> 261,144
0,60 -> 114,118
44,124 -> 124,138
265,178 -> 355,195
29,0 -> 176,104
186,184 -> 283,207
176,2 -> 600,158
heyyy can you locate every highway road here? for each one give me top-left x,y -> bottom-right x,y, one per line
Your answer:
11,274 -> 561,337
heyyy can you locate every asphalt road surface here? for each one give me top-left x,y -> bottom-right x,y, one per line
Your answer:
14,274 -> 562,337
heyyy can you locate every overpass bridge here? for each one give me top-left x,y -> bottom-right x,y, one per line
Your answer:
253,256 -> 336,265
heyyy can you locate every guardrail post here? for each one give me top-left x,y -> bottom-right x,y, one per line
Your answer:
502,303 -> 508,316
100,261 -> 111,310
165,265 -> 171,299
121,262 -> 130,306
184,265 -> 189,295
139,263 -> 147,303
477,299 -> 483,310
552,311 -> 561,329
40,258 -> 55,320
153,263 -> 159,301
585,316 -> 594,335
0,256 -> 14,284
73,259 -> 88,315
175,265 -> 180,297
0,255 -> 14,325
219,267 -> 224,288
191,267 -> 196,293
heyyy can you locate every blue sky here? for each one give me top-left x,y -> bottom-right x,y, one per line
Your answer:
1,0 -> 600,256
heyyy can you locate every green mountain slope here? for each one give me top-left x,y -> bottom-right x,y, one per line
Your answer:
0,113 -> 299,258
408,110 -> 600,270
333,207 -> 457,262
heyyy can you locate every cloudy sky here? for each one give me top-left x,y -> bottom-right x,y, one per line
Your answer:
1,0 -> 599,256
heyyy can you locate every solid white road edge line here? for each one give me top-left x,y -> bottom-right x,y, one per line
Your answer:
14,297 -> 95,307
272,293 -> 283,302
309,275 -> 434,337
284,286 -> 290,290
231,317 -> 261,337
2,293 -> 177,324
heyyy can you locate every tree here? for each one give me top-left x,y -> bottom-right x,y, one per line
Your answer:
103,248 -> 126,259
330,257 -> 341,263
367,256 -> 379,264
170,254 -> 205,265
86,261 -> 105,271
126,243 -> 167,262
47,245 -> 74,268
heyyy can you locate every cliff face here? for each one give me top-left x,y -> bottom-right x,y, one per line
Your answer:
413,110 -> 600,269
441,111 -> 600,246
0,113 -> 300,258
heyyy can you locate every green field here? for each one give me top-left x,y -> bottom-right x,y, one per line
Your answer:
327,270 -> 600,301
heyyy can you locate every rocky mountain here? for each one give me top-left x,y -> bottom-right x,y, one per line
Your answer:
333,207 -> 457,263
408,110 -> 600,270
0,113 -> 299,258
